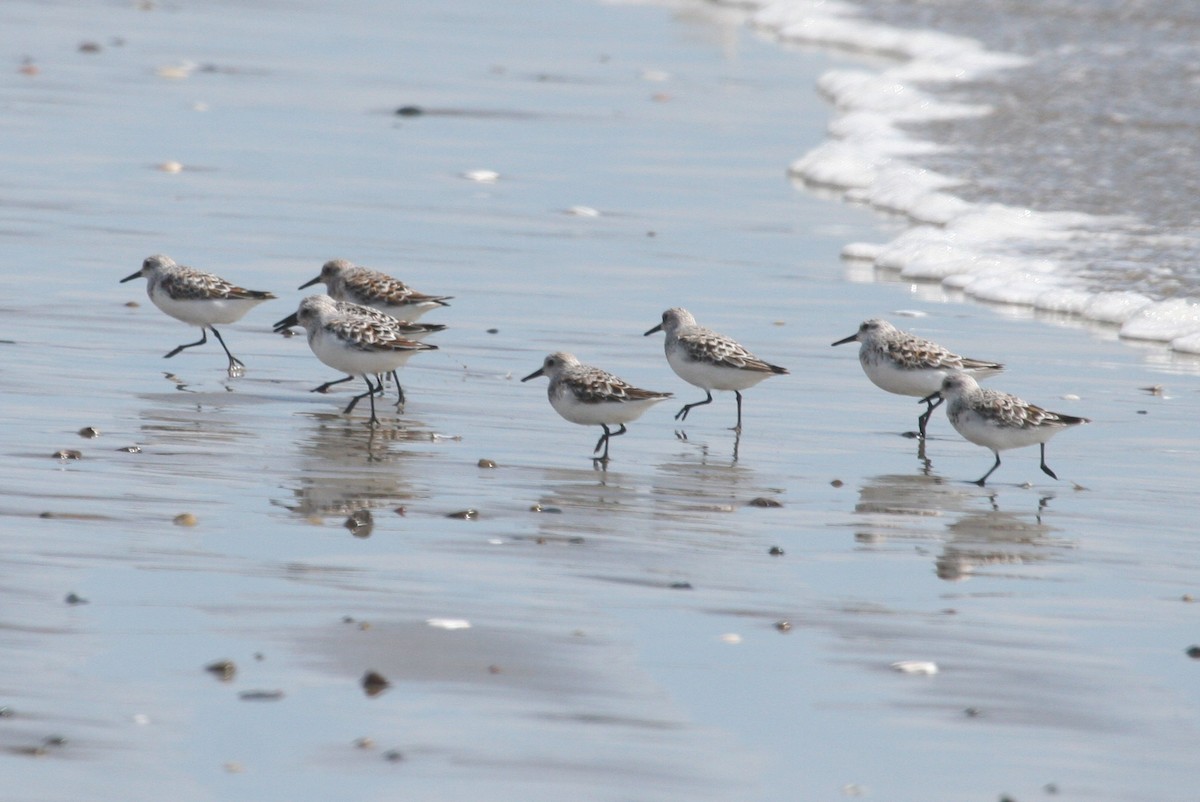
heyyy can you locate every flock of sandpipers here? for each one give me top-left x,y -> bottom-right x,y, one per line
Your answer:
121,255 -> 1089,485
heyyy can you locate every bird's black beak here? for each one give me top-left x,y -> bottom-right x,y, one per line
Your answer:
273,312 -> 299,332
521,367 -> 545,382
831,333 -> 858,346
120,270 -> 142,283
297,275 -> 322,290
919,391 -> 942,405
643,323 -> 663,336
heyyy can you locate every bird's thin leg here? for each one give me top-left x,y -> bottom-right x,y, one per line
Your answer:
390,370 -> 405,409
164,328 -> 209,359
731,391 -> 744,433
593,423 -> 627,462
918,395 -> 944,439
208,326 -> 244,372
1039,443 -> 1059,480
343,375 -> 381,417
311,375 -> 355,394
973,451 -> 1002,486
675,391 -> 713,423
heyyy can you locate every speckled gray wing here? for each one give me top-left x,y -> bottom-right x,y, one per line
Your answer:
325,316 -> 438,352
972,388 -> 1086,429
678,330 -> 786,374
566,367 -> 672,404
160,267 -> 272,301
884,334 -> 972,371
344,268 -> 452,305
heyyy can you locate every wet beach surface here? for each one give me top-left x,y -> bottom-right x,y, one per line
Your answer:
2,1 -> 1200,800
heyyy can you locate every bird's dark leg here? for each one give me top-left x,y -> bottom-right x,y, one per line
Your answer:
207,326 -> 244,373
973,451 -> 1002,486
592,423 -> 627,462
164,328 -> 209,359
732,391 -> 744,433
1039,443 -> 1059,480
675,391 -> 713,423
918,394 -> 944,439
343,375 -> 383,423
311,375 -> 355,394
390,370 -> 405,409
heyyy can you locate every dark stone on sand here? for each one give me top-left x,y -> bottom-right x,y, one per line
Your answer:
747,497 -> 782,508
52,449 -> 82,460
205,660 -> 237,681
383,749 -> 405,762
1186,645 -> 1200,659
77,426 -> 100,438
344,509 -> 374,538
117,445 -> 142,453
769,546 -> 784,556
395,105 -> 424,116
446,509 -> 478,520
361,671 -> 390,697
775,620 -> 792,632
669,582 -> 693,590
64,592 -> 88,605
477,458 -> 497,468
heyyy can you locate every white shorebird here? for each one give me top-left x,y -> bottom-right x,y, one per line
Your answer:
299,259 -> 451,322
522,352 -> 672,463
121,254 -> 276,375
923,372 -> 1089,486
644,307 -> 787,433
274,297 -> 445,405
276,295 -> 437,426
833,318 -> 1004,439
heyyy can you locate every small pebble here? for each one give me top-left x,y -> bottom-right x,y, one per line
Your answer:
238,690 -> 284,701
566,205 -> 599,217
487,664 -> 502,674
64,592 -> 88,605
446,509 -> 478,520
486,328 -> 499,334
890,660 -> 938,675
361,671 -> 390,696
158,161 -> 183,173
344,509 -> 373,538
395,105 -> 424,116
52,449 -> 82,460
768,546 -> 784,556
383,750 -> 404,762
1182,594 -> 1193,603
0,706 -> 13,717
747,497 -> 782,508
173,513 -> 197,527
124,300 -> 139,307
964,707 -> 982,717
43,735 -> 68,747
78,41 -> 102,53
77,426 -> 100,439
669,582 -> 693,590
719,633 -> 742,645
830,479 -> 844,488
529,503 -> 562,514
205,660 -> 237,681
477,458 -> 497,468
394,505 -> 407,516
1186,645 -> 1200,659
117,445 -> 141,453
354,737 -> 375,749
774,620 -> 792,632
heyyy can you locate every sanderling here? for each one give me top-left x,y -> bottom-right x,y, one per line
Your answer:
121,254 -> 276,375
275,295 -> 437,426
923,372 -> 1089,486
644,308 -> 787,432
274,297 -> 445,406
521,352 -> 672,463
832,318 -> 1004,439
299,259 -> 452,322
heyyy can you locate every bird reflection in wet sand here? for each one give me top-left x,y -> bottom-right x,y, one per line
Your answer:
936,497 -> 1062,581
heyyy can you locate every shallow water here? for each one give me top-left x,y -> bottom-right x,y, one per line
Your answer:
2,1 -> 1200,800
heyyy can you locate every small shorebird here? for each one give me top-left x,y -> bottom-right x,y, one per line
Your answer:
275,295 -> 436,426
923,372 -> 1089,486
644,307 -> 787,432
274,297 -> 445,406
299,259 -> 451,322
522,352 -> 672,463
121,254 -> 276,375
833,318 -> 1004,438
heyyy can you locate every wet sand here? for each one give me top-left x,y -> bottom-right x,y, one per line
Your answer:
2,1 -> 1199,800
